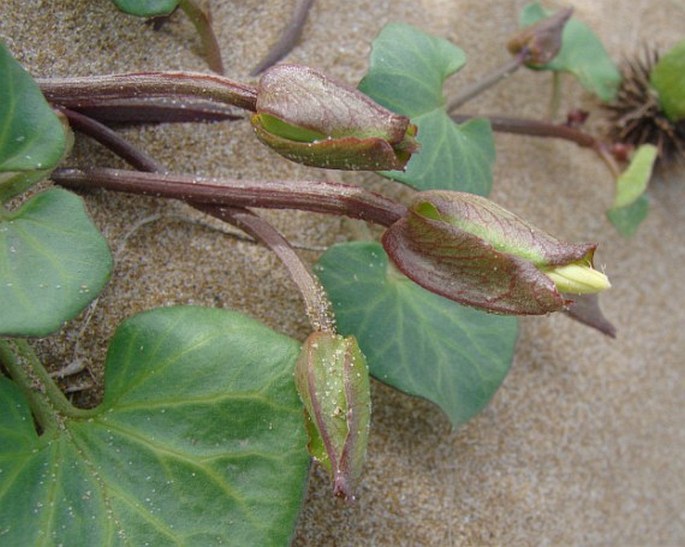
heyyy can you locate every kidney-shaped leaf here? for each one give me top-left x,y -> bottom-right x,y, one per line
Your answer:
314,242 -> 518,427
0,306 -> 309,546
0,188 -> 112,336
358,22 -> 495,195
0,41 -> 67,202
520,3 -> 621,102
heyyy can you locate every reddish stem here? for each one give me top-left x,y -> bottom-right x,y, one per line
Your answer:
51,167 -> 407,227
57,107 -> 166,173
38,71 -> 257,112
195,204 -> 335,332
452,113 -> 622,178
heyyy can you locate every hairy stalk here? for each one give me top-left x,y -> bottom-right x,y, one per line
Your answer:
452,113 -> 622,178
447,51 -> 527,113
0,339 -> 89,431
179,0 -> 225,75
196,204 -> 335,332
52,167 -> 407,226
38,71 -> 258,113
250,0 -> 315,76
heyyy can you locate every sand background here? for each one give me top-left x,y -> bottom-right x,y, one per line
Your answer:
1,0 -> 683,544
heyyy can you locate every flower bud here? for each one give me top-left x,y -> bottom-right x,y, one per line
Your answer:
294,331 -> 371,501
507,7 -> 573,66
382,190 -> 610,315
252,64 -> 418,170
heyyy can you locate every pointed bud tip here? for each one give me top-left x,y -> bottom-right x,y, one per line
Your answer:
543,262 -> 611,294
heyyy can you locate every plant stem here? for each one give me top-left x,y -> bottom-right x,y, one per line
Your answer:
52,167 -> 407,227
250,0 -> 315,76
451,113 -> 622,178
38,71 -> 258,113
447,51 -> 526,114
196,204 -> 335,332
179,0 -> 225,75
57,107 -> 167,173
0,339 -> 60,433
0,339 -> 89,433
60,113 -> 339,331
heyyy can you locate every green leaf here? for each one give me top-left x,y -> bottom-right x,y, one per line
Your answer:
0,306 -> 309,546
650,39 -> 685,122
606,144 -> 657,236
520,3 -> 621,101
607,195 -> 649,237
0,41 -> 67,202
314,242 -> 518,427
0,188 -> 112,336
112,0 -> 180,17
611,144 -> 658,209
358,22 -> 495,195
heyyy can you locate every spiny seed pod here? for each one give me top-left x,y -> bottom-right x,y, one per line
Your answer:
382,190 -> 610,315
294,331 -> 371,501
605,44 -> 685,166
251,64 -> 418,170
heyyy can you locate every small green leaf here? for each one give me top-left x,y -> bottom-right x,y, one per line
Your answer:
0,306 -> 309,545
314,242 -> 518,427
650,39 -> 685,122
112,0 -> 180,17
606,144 -> 657,236
0,188 -> 112,336
607,195 -> 649,237
611,144 -> 658,209
520,3 -> 621,101
0,41 -> 67,202
358,23 -> 495,195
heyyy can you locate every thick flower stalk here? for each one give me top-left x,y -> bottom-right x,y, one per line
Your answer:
251,64 -> 418,170
382,190 -> 610,315
294,331 -> 371,501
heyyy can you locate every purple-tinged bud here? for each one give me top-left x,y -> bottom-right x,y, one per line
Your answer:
294,331 -> 371,501
382,190 -> 609,315
507,7 -> 573,67
251,64 -> 418,170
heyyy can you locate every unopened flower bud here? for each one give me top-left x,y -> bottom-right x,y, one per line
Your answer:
252,64 -> 418,170
382,190 -> 610,315
294,331 -> 371,501
507,7 -> 573,66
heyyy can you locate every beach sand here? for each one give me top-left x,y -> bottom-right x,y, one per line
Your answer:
1,1 -> 683,544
